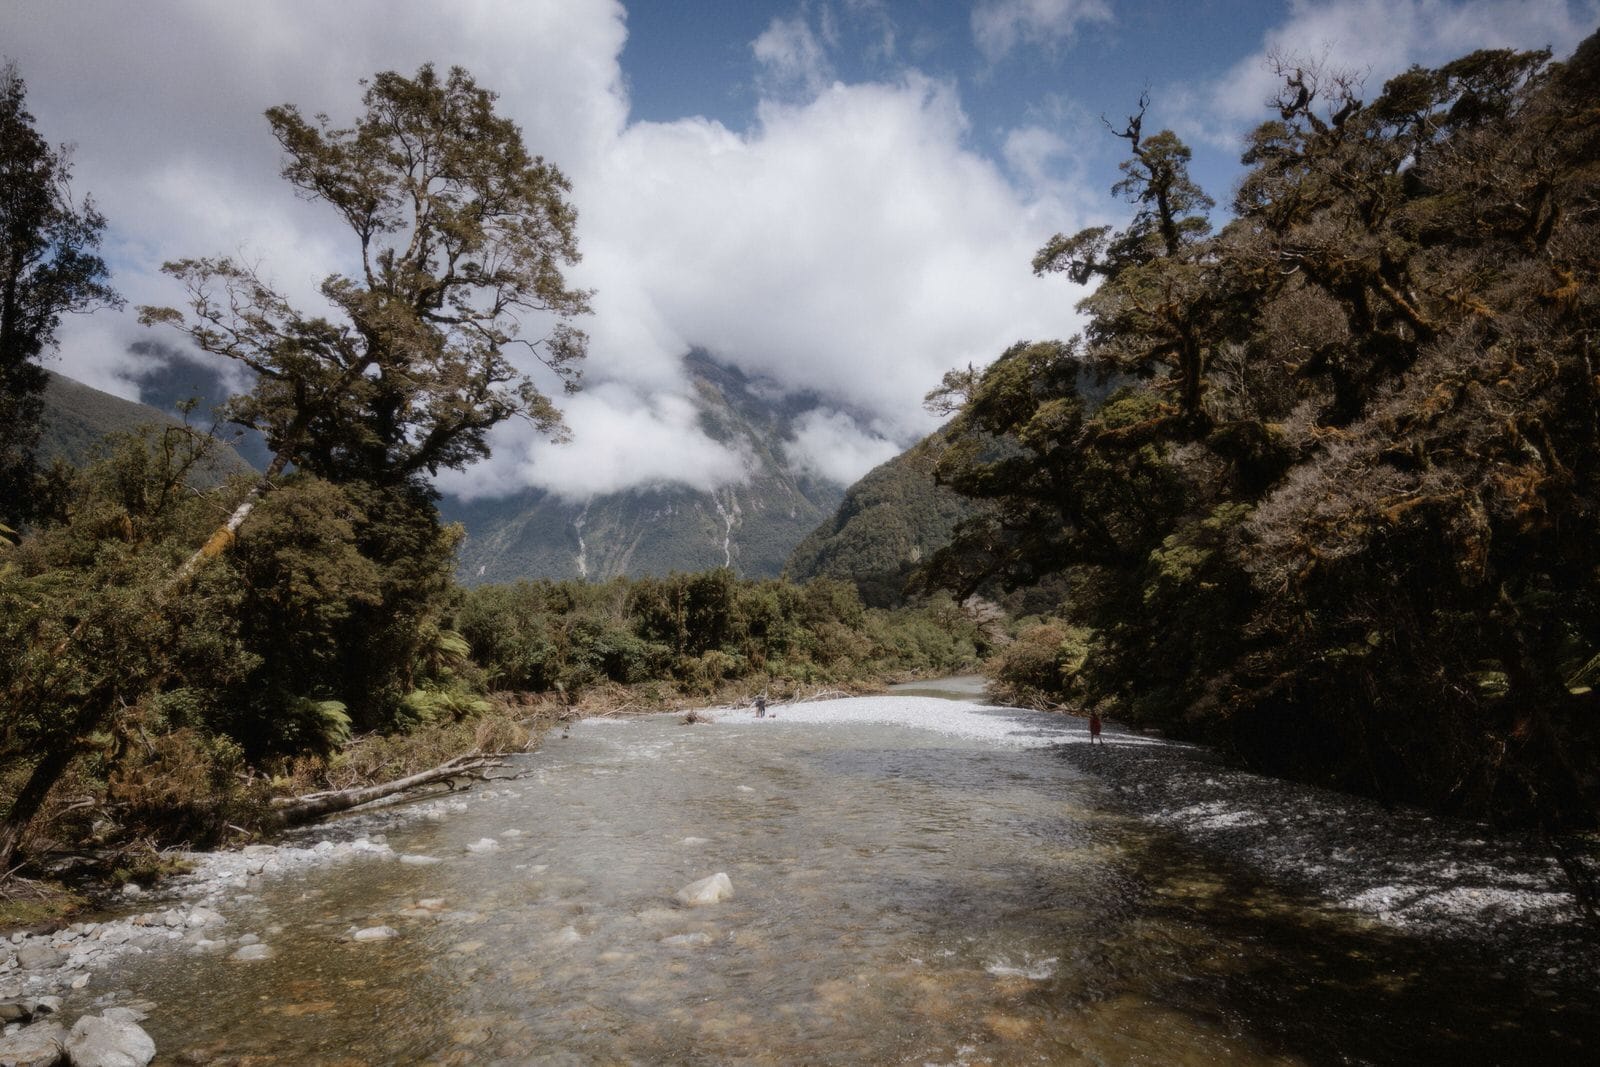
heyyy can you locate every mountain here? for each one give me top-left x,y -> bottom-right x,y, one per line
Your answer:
785,358 -> 1123,606
39,370 -> 256,481
783,426 -> 977,606
442,351 -> 847,584
125,341 -> 274,470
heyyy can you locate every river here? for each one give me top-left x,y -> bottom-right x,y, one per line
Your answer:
74,688 -> 1600,1064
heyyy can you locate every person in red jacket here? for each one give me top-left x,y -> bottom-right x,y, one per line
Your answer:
1088,710 -> 1103,745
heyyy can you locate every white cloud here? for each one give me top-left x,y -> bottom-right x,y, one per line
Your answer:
1174,0 -> 1598,151
438,384 -> 750,502
971,0 -> 1113,63
576,74 -> 1086,450
785,409 -> 902,484
753,14 -> 833,96
5,0 -> 1089,502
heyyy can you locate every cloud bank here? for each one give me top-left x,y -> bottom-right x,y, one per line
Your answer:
6,0 -> 1092,498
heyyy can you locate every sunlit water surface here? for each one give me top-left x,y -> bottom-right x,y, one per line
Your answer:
97,698 -> 1596,1064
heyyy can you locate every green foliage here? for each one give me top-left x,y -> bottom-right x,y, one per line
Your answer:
786,428 -> 979,606
984,620 -> 1095,709
459,571 -> 983,699
927,34 -> 1600,826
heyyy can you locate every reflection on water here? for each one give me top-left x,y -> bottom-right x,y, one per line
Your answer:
97,713 -> 1596,1064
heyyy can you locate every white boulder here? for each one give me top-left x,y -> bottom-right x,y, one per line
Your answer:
675,873 -> 733,907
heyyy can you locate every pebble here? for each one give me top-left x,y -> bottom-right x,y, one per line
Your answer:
465,838 -> 500,853
352,926 -> 398,942
229,944 -> 274,962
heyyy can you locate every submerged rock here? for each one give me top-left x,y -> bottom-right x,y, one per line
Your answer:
661,932 -> 714,947
675,873 -> 733,907
465,838 -> 499,854
64,1013 -> 156,1067
228,944 -> 274,962
351,926 -> 398,943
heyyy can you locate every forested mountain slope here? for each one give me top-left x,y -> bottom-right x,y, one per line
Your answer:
784,428 -> 976,606
39,370 -> 255,481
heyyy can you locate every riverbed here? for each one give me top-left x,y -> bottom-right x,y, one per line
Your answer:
21,692 -> 1600,1063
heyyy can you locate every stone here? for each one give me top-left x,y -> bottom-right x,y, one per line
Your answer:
0,1002 -> 30,1024
661,932 -> 713,947
184,908 -> 224,929
26,1000 -> 59,1019
64,1014 -> 156,1067
351,926 -> 397,942
0,1019 -> 65,1066
98,1009 -> 146,1025
675,873 -> 733,907
548,926 -> 582,946
13,946 -> 62,971
119,884 -> 142,899
399,854 -> 441,866
464,838 -> 499,854
229,944 -> 274,962
69,975 -> 90,990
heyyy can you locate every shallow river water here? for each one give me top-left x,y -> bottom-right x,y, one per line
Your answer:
93,693 -> 1598,1064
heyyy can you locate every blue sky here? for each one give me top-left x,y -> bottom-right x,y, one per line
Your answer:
3,1 -> 1595,497
622,0 -> 1282,201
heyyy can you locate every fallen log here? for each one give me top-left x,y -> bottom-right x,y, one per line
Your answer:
270,754 -> 511,827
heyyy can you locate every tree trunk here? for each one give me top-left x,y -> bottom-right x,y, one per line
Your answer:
269,753 -> 507,827
174,446 -> 293,582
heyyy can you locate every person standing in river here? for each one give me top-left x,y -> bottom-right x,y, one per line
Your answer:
1089,710 -> 1103,745
755,694 -> 768,718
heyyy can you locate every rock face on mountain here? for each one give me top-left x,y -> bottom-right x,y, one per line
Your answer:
442,352 -> 847,584
783,428 -> 976,606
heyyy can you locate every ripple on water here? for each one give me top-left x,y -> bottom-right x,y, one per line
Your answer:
74,699 -> 1600,1065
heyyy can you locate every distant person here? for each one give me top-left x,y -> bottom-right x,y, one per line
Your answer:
1089,710 -> 1103,746
755,694 -> 768,718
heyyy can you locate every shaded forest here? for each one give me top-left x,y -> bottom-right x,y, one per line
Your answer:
923,36 -> 1600,827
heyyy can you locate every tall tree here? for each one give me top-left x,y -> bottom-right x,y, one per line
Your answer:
1,64 -> 591,875
1032,97 -> 1218,428
140,63 -> 591,571
0,62 -> 120,524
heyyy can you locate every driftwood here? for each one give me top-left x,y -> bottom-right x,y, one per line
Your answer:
269,753 -> 517,827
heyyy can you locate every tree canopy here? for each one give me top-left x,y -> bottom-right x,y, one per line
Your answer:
141,63 -> 591,488
926,33 -> 1600,827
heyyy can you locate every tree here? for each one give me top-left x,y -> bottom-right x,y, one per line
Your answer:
1032,96 -> 1218,428
140,63 -> 591,570
1,64 -> 591,875
0,62 -> 120,524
